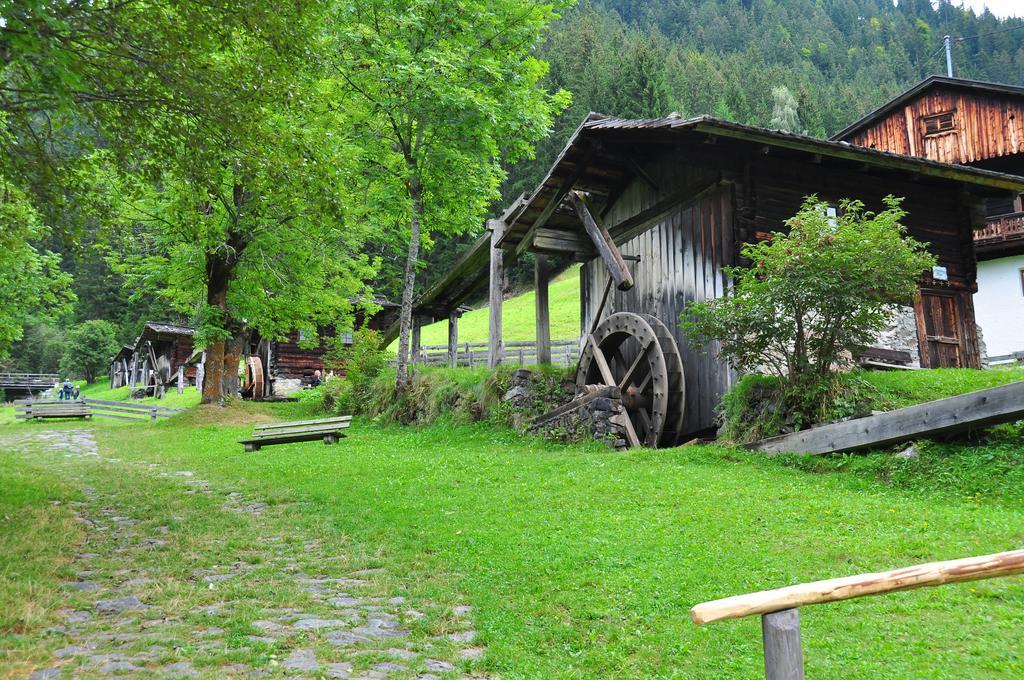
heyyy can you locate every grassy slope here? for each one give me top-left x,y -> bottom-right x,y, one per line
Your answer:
3,369 -> 1023,677
415,265 -> 581,346
1,375 -> 1020,677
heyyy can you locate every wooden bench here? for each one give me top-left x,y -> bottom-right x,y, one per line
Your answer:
239,416 -> 352,452
15,400 -> 92,420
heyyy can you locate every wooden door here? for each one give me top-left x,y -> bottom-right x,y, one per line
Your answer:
914,290 -> 980,369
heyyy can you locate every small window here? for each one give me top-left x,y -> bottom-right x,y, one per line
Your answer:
922,111 -> 956,136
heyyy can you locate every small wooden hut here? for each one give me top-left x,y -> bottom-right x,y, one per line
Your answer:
126,322 -> 196,395
109,345 -> 134,389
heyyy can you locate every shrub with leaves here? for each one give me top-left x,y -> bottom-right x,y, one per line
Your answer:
681,195 -> 935,435
321,328 -> 393,415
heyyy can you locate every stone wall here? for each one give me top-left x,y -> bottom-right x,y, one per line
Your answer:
525,385 -> 629,450
872,305 -> 922,368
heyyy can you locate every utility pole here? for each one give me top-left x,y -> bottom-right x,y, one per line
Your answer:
944,35 -> 954,78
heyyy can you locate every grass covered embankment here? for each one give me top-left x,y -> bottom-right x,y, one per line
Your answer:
2,365 -> 1022,677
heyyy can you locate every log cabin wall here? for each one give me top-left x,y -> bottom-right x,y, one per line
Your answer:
581,159 -> 734,436
844,85 -> 1024,166
270,330 -> 328,380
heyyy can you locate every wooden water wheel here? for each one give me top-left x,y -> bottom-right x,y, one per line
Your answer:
576,312 -> 685,448
243,356 -> 265,401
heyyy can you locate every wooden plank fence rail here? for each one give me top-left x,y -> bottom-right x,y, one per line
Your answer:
691,549 -> 1024,680
15,398 -> 184,422
749,380 -> 1024,456
413,339 -> 578,367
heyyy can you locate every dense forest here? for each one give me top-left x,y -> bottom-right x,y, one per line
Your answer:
6,0 -> 1024,377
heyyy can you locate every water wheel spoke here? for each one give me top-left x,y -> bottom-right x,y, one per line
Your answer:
636,408 -> 654,444
618,341 -> 652,390
587,335 -> 617,387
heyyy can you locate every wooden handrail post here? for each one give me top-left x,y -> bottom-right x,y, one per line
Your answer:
762,609 -> 804,680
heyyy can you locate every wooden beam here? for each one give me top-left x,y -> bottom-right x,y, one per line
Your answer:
488,219 -> 505,369
608,176 -> 724,245
535,254 -> 551,365
692,549 -> 1024,625
762,609 -> 804,680
568,191 -> 634,291
447,311 -> 459,369
512,145 -> 598,256
532,228 -> 595,257
627,156 -> 659,192
411,316 -> 422,365
748,380 -> 1024,456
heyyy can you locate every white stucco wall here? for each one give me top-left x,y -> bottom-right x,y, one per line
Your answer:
974,254 -> 1024,358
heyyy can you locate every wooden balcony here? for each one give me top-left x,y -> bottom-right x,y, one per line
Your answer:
976,211 -> 1024,258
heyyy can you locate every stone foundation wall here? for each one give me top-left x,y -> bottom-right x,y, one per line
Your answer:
872,305 -> 922,367
525,385 -> 629,450
272,378 -> 304,397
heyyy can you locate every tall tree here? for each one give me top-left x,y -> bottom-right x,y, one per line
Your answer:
331,0 -> 571,392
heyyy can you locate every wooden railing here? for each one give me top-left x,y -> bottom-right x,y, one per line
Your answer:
14,398 -> 184,421
413,339 -> 579,367
977,211 -> 1024,244
0,373 -> 58,388
691,549 -> 1024,679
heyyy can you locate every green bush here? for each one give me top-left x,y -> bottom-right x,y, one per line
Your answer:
318,358 -> 575,428
683,195 -> 935,430
719,372 -> 877,444
320,328 -> 393,415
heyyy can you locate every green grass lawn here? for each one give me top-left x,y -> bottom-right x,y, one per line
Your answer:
413,265 -> 581,347
3,367 -> 1023,677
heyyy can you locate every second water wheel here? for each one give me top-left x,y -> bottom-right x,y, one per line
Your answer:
576,312 -> 686,448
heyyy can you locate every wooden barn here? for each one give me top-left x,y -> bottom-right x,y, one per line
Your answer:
402,112 -> 1024,446
123,322 -> 196,395
835,76 -> 1024,361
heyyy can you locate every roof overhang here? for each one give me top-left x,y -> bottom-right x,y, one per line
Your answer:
496,113 -> 1024,255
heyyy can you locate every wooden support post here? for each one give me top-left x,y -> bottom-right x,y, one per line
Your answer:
448,311 -> 459,369
177,365 -> 184,394
488,219 -> 506,369
762,609 -> 804,680
535,254 -> 551,365
411,317 -> 422,365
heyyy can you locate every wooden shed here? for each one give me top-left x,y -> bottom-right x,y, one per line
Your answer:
458,113 -> 1024,444
126,322 -> 196,395
109,345 -> 134,389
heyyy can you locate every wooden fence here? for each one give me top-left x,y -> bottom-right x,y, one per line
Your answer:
413,339 -> 579,367
15,398 -> 184,422
691,549 -> 1024,679
0,373 -> 58,390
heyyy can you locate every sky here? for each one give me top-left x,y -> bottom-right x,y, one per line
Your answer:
955,0 -> 1024,18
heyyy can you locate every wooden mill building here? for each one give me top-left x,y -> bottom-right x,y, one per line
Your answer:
404,112 -> 1024,444
835,76 -> 1024,361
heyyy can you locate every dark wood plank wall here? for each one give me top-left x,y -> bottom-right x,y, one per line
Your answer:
846,87 -> 1024,165
272,331 -> 327,379
581,160 -> 734,436
743,158 -> 979,292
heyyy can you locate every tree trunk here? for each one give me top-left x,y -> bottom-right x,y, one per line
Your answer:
221,325 -> 249,399
395,173 -> 423,393
201,257 -> 231,405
